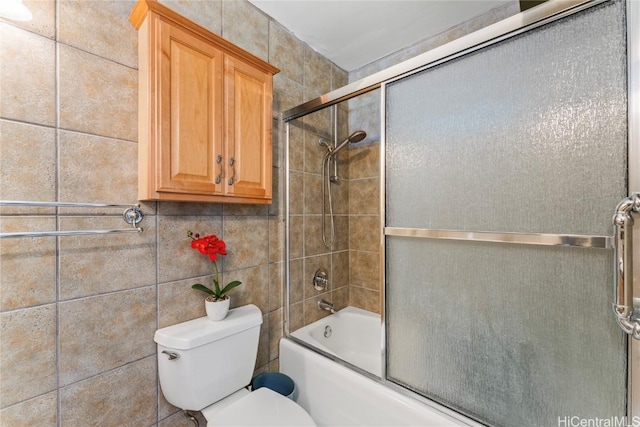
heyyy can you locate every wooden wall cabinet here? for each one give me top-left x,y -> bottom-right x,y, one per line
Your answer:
130,0 -> 279,203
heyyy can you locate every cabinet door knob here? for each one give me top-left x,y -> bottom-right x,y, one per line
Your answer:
215,155 -> 223,184
228,157 -> 236,185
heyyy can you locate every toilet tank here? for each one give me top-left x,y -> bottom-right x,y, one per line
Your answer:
154,304 -> 263,411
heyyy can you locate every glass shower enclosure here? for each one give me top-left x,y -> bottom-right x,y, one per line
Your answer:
284,0 -> 639,425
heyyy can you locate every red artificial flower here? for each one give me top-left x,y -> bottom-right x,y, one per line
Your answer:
188,230 -> 242,301
190,234 -> 227,261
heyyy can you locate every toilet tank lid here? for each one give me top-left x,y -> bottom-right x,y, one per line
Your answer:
154,304 -> 263,350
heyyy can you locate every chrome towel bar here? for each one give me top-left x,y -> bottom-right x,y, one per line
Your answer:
0,200 -> 144,239
1,201 -> 139,209
0,228 -> 143,239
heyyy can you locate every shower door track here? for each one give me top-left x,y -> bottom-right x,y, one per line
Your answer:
385,227 -> 612,249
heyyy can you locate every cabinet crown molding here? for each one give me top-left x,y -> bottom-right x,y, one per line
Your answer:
129,0 -> 279,75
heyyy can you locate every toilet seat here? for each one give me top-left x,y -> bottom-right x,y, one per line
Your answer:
204,388 -> 316,426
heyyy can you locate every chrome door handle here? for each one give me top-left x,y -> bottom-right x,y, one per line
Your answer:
612,193 -> 640,339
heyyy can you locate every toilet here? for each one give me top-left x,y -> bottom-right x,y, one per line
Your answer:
154,304 -> 315,426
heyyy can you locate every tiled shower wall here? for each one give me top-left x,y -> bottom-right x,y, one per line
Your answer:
348,90 -> 382,314
286,1 -> 521,326
287,93 -> 383,330
288,104 -> 351,330
0,1 -> 346,425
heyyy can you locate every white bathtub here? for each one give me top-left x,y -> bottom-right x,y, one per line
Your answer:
281,307 -> 477,427
290,306 -> 381,376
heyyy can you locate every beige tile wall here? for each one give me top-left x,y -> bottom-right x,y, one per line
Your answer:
287,89 -> 382,323
0,1 -> 347,426
288,100 -> 355,329
348,138 -> 381,314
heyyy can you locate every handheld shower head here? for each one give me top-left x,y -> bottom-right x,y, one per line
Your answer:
329,130 -> 367,157
321,129 -> 367,248
348,130 -> 367,143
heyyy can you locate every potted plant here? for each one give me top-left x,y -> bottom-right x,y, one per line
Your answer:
188,231 -> 242,321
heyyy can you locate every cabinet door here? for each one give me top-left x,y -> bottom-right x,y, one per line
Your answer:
224,56 -> 272,200
157,19 -> 224,195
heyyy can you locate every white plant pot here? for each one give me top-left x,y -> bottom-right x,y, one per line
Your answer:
205,296 -> 230,321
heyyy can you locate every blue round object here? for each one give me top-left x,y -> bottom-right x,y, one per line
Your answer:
252,372 -> 295,397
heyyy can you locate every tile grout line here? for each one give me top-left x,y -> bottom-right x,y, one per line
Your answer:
154,203 -> 160,425
54,0 -> 62,424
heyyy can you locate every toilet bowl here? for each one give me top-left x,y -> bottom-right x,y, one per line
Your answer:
203,388 -> 315,426
154,304 -> 315,427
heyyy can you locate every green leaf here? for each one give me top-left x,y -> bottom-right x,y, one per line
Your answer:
213,279 -> 222,297
220,280 -> 242,296
191,284 -> 215,295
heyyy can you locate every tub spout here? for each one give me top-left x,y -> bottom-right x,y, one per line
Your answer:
318,299 -> 336,314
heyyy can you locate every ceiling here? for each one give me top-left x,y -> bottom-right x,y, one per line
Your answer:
248,0 -> 512,71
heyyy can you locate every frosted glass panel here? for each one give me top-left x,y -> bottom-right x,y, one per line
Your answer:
385,0 -> 627,236
384,1 -> 628,425
386,238 -> 626,426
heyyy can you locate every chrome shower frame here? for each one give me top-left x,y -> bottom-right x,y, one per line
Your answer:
627,0 -> 640,414
284,0 -> 639,419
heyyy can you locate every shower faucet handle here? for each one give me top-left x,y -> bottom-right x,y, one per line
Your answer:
313,268 -> 329,291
